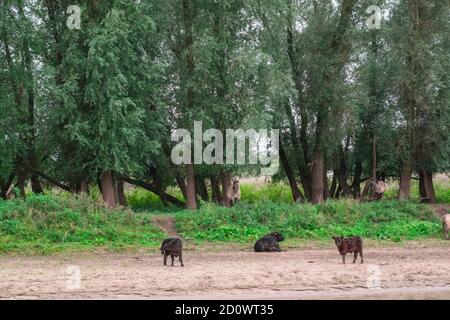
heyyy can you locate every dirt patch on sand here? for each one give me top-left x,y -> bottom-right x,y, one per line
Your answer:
152,216 -> 180,238
1,242 -> 449,299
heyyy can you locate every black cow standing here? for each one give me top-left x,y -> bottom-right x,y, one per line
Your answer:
161,238 -> 184,267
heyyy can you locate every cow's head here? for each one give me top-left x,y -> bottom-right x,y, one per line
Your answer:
332,236 -> 344,247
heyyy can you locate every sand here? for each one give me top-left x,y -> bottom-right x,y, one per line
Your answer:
1,243 -> 449,300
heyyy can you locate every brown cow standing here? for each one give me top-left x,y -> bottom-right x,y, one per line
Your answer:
332,236 -> 364,264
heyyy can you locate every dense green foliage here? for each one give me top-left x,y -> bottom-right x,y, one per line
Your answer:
0,194 -> 165,254
1,0 -> 448,208
175,200 -> 441,242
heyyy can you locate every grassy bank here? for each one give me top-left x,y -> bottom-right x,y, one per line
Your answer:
175,200 -> 442,243
0,182 -> 447,254
0,195 -> 165,254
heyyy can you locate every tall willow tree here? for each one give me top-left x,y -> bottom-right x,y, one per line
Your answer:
254,0 -> 359,203
1,0 -> 449,207
195,0 -> 281,207
39,0 -> 166,208
164,0 -> 278,208
0,0 -> 45,197
389,0 -> 450,202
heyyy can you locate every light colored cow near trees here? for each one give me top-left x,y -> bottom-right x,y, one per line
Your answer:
231,178 -> 241,204
443,214 -> 450,240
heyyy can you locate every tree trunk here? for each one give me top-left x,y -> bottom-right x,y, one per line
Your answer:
398,163 -> 412,200
371,135 -> 377,180
101,170 -> 117,209
351,161 -> 362,199
280,144 -> 304,202
335,168 -> 348,196
163,143 -> 188,200
116,180 -> 128,207
196,177 -> 209,202
299,116 -> 312,201
77,180 -> 89,195
311,151 -> 325,204
17,172 -> 26,199
299,173 -> 312,202
30,174 -> 44,194
210,175 -> 222,204
419,170 -> 426,199
153,178 -> 169,207
174,173 -> 187,201
0,174 -> 15,200
335,184 -> 342,199
420,169 -> 435,203
338,170 -> 352,197
185,164 -> 197,210
150,169 -> 169,207
221,172 -> 233,208
338,146 -> 352,197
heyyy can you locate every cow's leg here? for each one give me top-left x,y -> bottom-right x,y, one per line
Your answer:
179,252 -> 184,267
359,249 -> 364,263
163,252 -> 168,266
171,255 -> 175,266
353,251 -> 358,263
342,254 -> 346,264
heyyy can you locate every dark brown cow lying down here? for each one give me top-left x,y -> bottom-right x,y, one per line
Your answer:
332,236 -> 364,264
254,232 -> 285,252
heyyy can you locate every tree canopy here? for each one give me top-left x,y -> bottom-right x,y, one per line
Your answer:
1,0 -> 448,207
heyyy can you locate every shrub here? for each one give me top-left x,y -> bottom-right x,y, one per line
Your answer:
175,199 -> 442,242
0,194 -> 165,254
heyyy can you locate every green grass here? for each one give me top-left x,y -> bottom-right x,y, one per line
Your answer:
0,194 -> 165,254
239,183 -> 293,204
128,187 -> 167,212
383,179 -> 450,203
175,199 -> 442,243
126,180 -> 449,212
172,180 -> 446,244
127,186 -> 185,212
0,180 -> 447,255
434,182 -> 450,203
